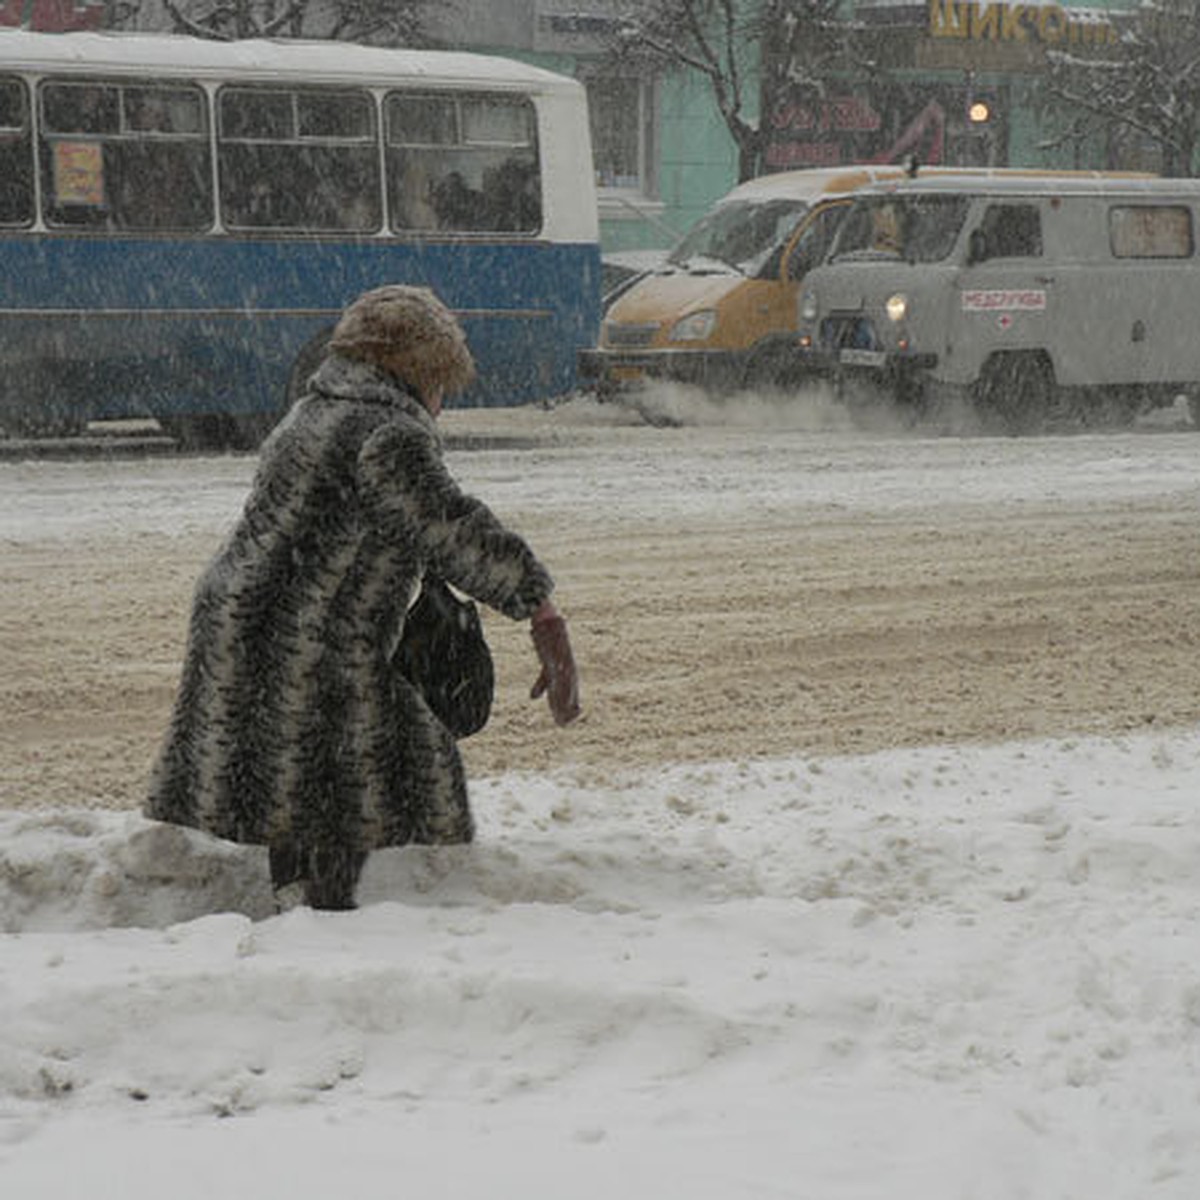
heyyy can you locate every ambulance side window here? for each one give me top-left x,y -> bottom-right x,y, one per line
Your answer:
1109,205 -> 1193,258
973,203 -> 1042,261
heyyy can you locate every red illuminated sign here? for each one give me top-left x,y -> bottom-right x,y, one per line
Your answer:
0,1 -> 105,32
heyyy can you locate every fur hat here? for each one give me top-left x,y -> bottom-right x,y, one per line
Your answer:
328,285 -> 475,401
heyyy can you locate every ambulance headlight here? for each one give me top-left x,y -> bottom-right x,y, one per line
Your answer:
885,293 -> 908,323
669,310 -> 717,342
800,291 -> 818,322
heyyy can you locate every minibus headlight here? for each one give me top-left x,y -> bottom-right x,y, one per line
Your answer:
885,293 -> 908,323
800,291 -> 818,322
669,310 -> 717,342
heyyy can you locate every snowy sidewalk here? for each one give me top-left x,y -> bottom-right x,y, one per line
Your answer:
2,729 -> 1199,1199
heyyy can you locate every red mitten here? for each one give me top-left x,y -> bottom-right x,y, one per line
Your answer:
530,609 -> 581,726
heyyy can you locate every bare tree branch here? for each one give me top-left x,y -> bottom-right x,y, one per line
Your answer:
1039,0 -> 1200,175
141,0 -> 436,45
605,0 -> 867,182
157,0 -> 232,39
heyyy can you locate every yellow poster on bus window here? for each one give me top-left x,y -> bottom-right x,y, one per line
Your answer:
52,141 -> 106,207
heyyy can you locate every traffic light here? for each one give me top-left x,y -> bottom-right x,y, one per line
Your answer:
968,98 -> 993,125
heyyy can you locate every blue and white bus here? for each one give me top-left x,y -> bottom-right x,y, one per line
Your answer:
0,30 -> 601,446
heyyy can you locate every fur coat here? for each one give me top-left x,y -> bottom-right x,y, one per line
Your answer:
146,354 -> 554,855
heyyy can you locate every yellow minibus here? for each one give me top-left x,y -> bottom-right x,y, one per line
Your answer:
579,164 -> 1073,396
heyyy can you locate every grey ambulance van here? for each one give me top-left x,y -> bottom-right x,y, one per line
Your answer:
795,172 -> 1200,432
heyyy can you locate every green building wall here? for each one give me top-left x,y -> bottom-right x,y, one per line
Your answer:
648,70 -> 742,247
507,47 -> 742,255
492,0 -> 1140,256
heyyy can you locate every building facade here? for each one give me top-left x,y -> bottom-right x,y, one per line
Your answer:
5,0 -> 1147,251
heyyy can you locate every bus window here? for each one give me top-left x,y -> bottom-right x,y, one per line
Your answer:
217,86 -> 381,233
39,82 -> 116,227
0,76 -> 33,227
385,92 -> 541,234
38,79 -> 212,231
125,85 -> 206,135
42,81 -> 119,133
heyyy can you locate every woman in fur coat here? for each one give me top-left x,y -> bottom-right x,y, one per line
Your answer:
146,285 -> 580,910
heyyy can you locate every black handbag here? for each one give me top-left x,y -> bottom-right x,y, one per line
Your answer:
395,575 -> 494,738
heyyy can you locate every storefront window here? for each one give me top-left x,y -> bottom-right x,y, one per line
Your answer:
584,73 -> 656,199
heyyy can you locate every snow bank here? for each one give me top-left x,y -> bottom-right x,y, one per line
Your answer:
2,731 -> 1199,1198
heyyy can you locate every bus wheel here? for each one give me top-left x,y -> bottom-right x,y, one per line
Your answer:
974,352 -> 1054,435
0,399 -> 87,439
159,414 -> 238,451
161,413 -> 281,452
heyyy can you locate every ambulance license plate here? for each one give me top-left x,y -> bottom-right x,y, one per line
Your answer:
839,348 -> 886,368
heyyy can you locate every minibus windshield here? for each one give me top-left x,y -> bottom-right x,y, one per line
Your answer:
831,195 -> 969,263
667,197 -> 810,276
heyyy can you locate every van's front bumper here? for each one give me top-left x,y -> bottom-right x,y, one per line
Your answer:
837,347 -> 938,372
795,344 -> 938,376
578,347 -> 747,390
